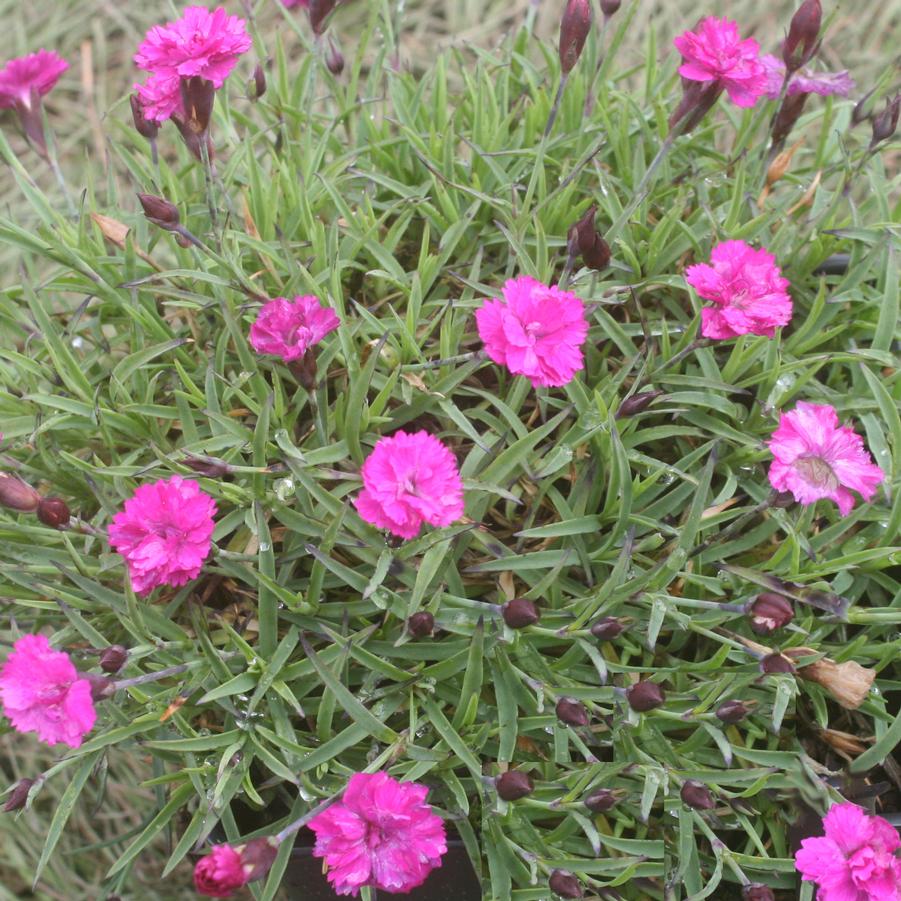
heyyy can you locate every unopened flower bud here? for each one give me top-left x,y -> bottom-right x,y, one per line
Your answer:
182,454 -> 233,478
771,93 -> 809,147
0,474 -> 41,512
237,837 -> 280,882
502,598 -> 540,629
407,611 -> 435,638
194,838 -> 279,897
555,697 -> 590,727
870,94 -> 901,149
130,94 -> 159,141
600,0 -> 621,19
567,205 -> 611,272
747,593 -> 794,635
625,680 -> 665,712
616,391 -> 664,419
760,652 -> 795,675
84,672 -> 115,700
715,699 -> 749,724
309,0 -> 338,36
558,0 -> 592,75
584,788 -> 617,812
37,497 -> 70,529
680,780 -> 715,810
326,36 -> 345,76
250,64 -> 267,100
549,869 -> 584,899
138,194 -> 180,230
496,770 -> 534,801
3,778 -> 35,813
99,645 -> 128,674
590,616 -> 625,640
742,885 -> 776,901
782,0 -> 821,73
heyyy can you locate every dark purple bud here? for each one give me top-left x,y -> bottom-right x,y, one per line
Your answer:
556,697 -> 590,727
715,699 -> 750,724
559,0 -> 592,75
771,92 -> 809,146
3,778 -> 35,813
549,869 -> 584,899
680,780 -> 715,810
616,391 -> 664,419
99,645 -> 128,674
502,598 -> 540,629
37,497 -> 70,529
669,81 -> 722,134
289,350 -> 318,390
760,652 -> 795,675
600,0 -> 621,19
84,672 -> 115,700
590,616 -> 625,640
567,205 -> 611,272
129,94 -> 159,140
326,36 -> 345,76
138,193 -> 180,230
251,64 -> 267,100
309,0 -> 338,36
407,611 -> 435,638
584,788 -> 618,812
182,454 -> 233,478
748,593 -> 794,635
625,681 -> 665,712
742,885 -> 776,901
783,0 -> 822,72
870,95 -> 901,149
237,837 -> 280,883
0,474 -> 41,512
496,770 -> 534,801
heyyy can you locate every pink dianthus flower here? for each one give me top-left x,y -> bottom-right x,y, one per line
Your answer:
761,54 -> 855,100
108,475 -> 217,595
193,845 -> 247,898
249,296 -> 341,362
309,772 -> 448,896
0,634 -> 96,748
475,275 -> 588,388
355,431 -> 465,540
0,50 -> 68,109
134,6 -> 252,123
767,402 -> 884,516
684,239 -> 792,339
794,802 -> 901,900
674,17 -> 767,108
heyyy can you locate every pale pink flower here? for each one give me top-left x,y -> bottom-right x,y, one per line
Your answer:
795,802 -> 901,901
355,431 -> 465,540
761,54 -> 855,100
674,17 -> 768,108
134,6 -> 252,123
309,772 -> 447,896
0,50 -> 68,109
767,403 -> 884,516
108,475 -> 217,595
475,276 -> 588,388
684,239 -> 792,339
0,634 -> 96,748
249,296 -> 340,362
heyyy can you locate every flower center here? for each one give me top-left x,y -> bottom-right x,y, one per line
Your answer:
794,455 -> 839,490
37,682 -> 69,709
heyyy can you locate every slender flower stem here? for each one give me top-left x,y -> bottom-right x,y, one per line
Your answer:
111,653 -> 238,691
46,144 -> 77,219
199,135 -> 219,231
275,791 -> 343,843
543,74 -> 569,139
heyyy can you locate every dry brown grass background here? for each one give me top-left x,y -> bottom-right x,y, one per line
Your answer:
0,0 -> 899,898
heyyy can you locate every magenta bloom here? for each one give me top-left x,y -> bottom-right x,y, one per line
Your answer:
684,240 -> 792,339
0,635 -> 96,749
249,296 -> 341,362
761,54 -> 855,99
134,6 -> 252,122
0,50 -> 68,109
674,17 -> 767,108
475,276 -> 588,388
282,0 -> 311,6
309,772 -> 448,896
795,802 -> 901,900
767,403 -> 884,516
108,476 -> 217,595
194,845 -> 248,898
355,431 -> 465,540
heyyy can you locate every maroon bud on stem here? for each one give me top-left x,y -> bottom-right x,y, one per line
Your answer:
180,76 -> 215,138
567,205 -> 611,272
590,616 -> 625,640
84,672 -> 115,700
496,770 -> 534,801
600,0 -> 621,20
680,780 -> 715,810
760,652 -> 795,675
549,869 -> 584,899
182,454 -> 233,478
616,391 -> 664,418
747,593 -> 794,635
238,837 -> 280,883
715,699 -> 750,724
0,474 -> 41,512
309,0 -> 338,36
870,94 -> 901,149
782,0 -> 822,73
742,885 -> 776,901
669,81 -> 722,133
325,36 -> 345,76
625,680 -> 665,712
555,697 -> 590,727
502,598 -> 540,629
3,778 -> 35,813
771,92 -> 809,147
251,64 -> 267,100
559,0 -> 592,75
407,611 -> 435,638
138,193 -> 181,230
129,94 -> 159,140
584,788 -> 618,812
99,645 -> 128,674
37,497 -> 70,529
